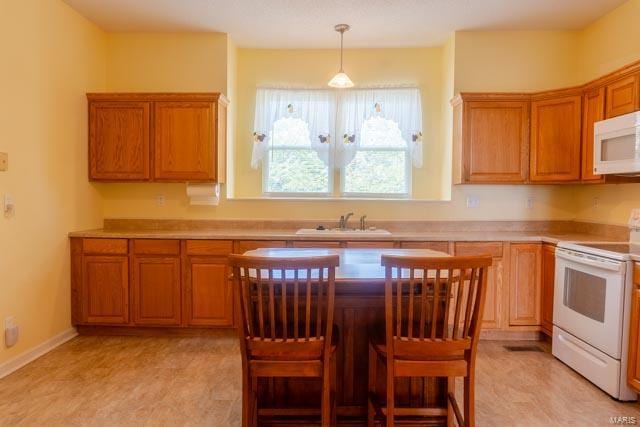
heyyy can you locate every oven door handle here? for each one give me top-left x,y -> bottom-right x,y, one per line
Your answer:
556,250 -> 623,272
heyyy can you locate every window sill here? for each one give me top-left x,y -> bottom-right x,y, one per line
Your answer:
226,195 -> 449,202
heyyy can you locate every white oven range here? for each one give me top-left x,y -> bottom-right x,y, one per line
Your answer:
553,241 -> 638,401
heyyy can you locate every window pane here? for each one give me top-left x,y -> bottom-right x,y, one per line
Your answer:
266,149 -> 329,193
271,117 -> 311,147
344,151 -> 407,194
360,116 -> 407,148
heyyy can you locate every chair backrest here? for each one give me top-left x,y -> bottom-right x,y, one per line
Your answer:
380,255 -> 492,360
229,254 -> 340,361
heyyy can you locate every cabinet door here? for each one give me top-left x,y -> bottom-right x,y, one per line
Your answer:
530,95 -> 582,182
454,242 -> 504,329
89,102 -> 150,180
184,256 -> 233,326
81,256 -> 129,324
463,101 -> 530,183
132,256 -> 181,325
582,88 -> 605,182
154,101 -> 216,181
509,243 -> 542,326
606,75 -> 640,118
541,244 -> 556,336
628,265 -> 640,392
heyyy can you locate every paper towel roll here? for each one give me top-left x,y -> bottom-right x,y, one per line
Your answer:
186,183 -> 220,206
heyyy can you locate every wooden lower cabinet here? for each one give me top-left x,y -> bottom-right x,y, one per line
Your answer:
184,256 -> 233,327
132,256 -> 182,325
628,264 -> 640,392
509,243 -> 542,326
81,255 -> 129,324
540,244 -> 556,335
454,242 -> 504,329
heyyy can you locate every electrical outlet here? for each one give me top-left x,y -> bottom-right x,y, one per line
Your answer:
4,316 -> 18,348
466,196 -> 480,208
0,152 -> 7,172
3,194 -> 14,216
527,198 -> 534,209
593,197 -> 600,208
154,195 -> 165,207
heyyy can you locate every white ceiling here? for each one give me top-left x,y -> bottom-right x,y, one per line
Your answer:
64,0 -> 626,48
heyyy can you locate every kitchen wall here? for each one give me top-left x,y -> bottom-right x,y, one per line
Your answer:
0,0 -> 106,365
98,34 -> 579,221
573,0 -> 640,226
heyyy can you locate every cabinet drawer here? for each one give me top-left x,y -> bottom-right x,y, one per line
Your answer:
346,241 -> 395,248
185,240 -> 233,256
454,242 -> 503,258
83,238 -> 128,255
634,263 -> 640,286
133,239 -> 180,255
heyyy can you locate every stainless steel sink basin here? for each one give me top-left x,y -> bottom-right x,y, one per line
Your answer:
295,228 -> 392,236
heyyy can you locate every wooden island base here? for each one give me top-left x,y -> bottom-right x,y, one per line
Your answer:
255,281 -> 447,426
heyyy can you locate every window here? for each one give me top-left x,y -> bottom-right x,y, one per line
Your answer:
251,87 -> 422,198
342,116 -> 410,196
263,117 -> 330,194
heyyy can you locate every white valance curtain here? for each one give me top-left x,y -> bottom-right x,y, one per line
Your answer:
250,87 -> 423,169
336,87 -> 423,168
251,88 -> 336,169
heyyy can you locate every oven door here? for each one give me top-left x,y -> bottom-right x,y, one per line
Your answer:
554,248 -> 626,359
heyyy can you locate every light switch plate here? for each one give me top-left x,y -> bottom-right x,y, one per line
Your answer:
0,152 -> 7,171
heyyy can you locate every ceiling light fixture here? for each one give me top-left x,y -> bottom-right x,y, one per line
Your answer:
328,24 -> 354,88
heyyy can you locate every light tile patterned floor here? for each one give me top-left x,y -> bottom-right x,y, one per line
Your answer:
0,334 -> 639,426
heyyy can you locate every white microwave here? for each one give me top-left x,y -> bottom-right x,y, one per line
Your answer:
594,111 -> 640,175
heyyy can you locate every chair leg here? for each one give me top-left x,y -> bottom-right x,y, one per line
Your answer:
367,343 -> 377,427
447,377 -> 455,427
242,370 -> 251,427
464,375 -> 474,427
331,355 -> 337,426
251,376 -> 259,427
321,359 -> 331,427
386,366 -> 394,427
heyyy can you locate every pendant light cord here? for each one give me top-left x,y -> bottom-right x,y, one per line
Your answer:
340,30 -> 344,72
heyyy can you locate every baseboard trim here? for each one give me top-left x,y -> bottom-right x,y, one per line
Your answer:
0,328 -> 78,379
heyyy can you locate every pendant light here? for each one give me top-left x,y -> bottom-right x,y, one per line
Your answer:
328,24 -> 354,88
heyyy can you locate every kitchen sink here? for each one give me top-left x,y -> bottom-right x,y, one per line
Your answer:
295,228 -> 392,236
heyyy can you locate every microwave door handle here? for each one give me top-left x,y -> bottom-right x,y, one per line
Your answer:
556,250 -> 623,272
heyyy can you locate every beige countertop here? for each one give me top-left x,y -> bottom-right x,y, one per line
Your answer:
67,228 -> 621,244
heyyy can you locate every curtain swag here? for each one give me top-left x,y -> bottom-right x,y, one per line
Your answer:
250,87 -> 423,170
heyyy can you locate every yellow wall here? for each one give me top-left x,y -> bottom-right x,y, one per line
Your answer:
234,47 -> 445,199
453,31 -> 581,92
578,0 -> 640,82
572,0 -> 640,225
105,32 -> 228,92
0,0 -> 105,364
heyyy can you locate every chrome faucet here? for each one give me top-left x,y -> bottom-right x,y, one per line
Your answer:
359,215 -> 367,231
339,212 -> 354,230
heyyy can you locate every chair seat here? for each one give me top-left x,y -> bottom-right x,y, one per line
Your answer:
369,326 -> 470,361
248,324 -> 339,361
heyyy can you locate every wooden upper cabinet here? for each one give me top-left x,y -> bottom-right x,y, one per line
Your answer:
530,94 -> 582,182
509,243 -> 542,326
89,101 -> 150,181
87,93 -> 227,183
154,101 -> 216,181
453,95 -> 529,183
581,88 -> 605,182
605,74 -> 640,118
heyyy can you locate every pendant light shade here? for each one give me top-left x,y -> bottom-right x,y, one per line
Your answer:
328,24 -> 354,88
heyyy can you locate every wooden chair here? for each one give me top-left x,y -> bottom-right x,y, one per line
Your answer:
367,255 -> 492,427
229,254 -> 340,427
